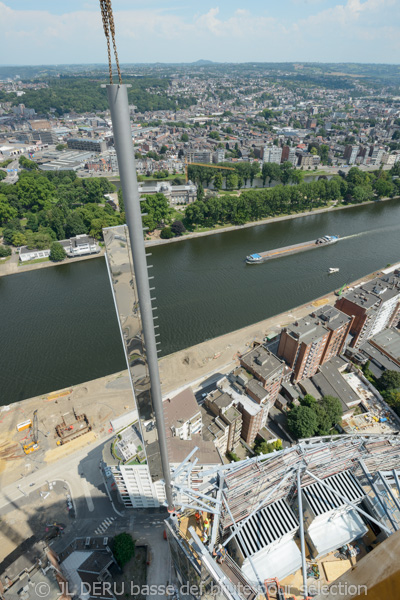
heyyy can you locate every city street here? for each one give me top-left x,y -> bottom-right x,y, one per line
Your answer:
0,431 -> 172,597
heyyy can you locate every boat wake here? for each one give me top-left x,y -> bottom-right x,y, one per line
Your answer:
340,224 -> 400,242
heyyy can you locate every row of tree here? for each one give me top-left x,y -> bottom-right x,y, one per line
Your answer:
183,167 -> 400,228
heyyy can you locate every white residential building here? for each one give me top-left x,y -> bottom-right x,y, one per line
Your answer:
19,234 -> 100,262
163,388 -> 202,440
108,435 -> 222,508
263,145 -> 282,164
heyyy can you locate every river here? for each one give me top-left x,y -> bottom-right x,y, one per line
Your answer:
1,198 -> 400,404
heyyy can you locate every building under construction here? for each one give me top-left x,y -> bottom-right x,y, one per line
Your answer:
164,433 -> 400,599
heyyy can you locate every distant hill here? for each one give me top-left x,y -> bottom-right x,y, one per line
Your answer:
191,60 -> 215,66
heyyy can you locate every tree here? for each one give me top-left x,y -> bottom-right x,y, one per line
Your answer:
301,394 -> 317,408
180,133 -> 189,142
280,162 -> 294,185
49,241 -> 66,262
171,220 -> 186,236
65,212 -> 87,237
287,405 -> 318,439
159,145 -> 168,154
381,389 -> 400,417
2,229 -> 14,245
318,144 -> 330,165
56,144 -> 67,151
213,172 -> 223,191
374,179 -> 393,199
352,184 -> 373,203
12,231 -> 27,247
0,194 -> 18,225
141,193 -> 170,232
226,173 -> 238,190
160,227 -> 175,239
0,244 -> 12,257
112,533 -> 135,567
290,169 -> 303,185
316,396 -> 342,434
209,131 -> 220,140
379,370 -> 400,391
254,439 -> 282,455
19,156 -> 39,170
197,183 -> 205,202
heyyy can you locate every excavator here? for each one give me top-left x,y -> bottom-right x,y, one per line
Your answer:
23,410 -> 39,454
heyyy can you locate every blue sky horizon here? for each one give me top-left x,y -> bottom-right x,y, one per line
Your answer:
1,0 -> 400,66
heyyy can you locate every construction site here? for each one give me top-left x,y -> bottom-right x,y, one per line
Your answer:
0,371 -> 134,486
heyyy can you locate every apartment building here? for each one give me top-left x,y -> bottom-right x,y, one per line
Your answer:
296,152 -> 321,168
239,346 -> 285,402
237,395 -> 264,445
32,129 -> 58,145
278,318 -> 330,382
203,390 -> 242,452
281,145 -> 297,166
213,148 -> 225,163
67,137 -> 107,153
263,145 -> 282,164
369,145 -> 385,166
278,305 -> 352,383
343,144 -> 359,165
108,435 -> 221,509
312,305 -> 353,362
163,388 -> 202,440
186,150 -> 212,163
335,272 -> 400,348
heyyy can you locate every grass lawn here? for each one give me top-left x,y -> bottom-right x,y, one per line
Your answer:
114,546 -> 147,600
0,255 -> 11,263
140,174 -> 181,182
169,208 -> 185,221
18,257 -> 50,266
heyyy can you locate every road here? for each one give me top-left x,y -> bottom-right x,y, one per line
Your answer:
0,433 -> 114,517
0,432 -> 173,597
1,158 -> 19,183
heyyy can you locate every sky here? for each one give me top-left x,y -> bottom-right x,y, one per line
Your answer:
1,0 -> 400,65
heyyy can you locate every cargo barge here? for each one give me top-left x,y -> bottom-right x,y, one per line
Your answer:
246,235 -> 339,264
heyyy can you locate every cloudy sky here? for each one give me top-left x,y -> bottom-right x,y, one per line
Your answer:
1,0 -> 399,65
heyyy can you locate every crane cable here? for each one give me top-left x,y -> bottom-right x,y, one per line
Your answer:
99,0 -> 122,84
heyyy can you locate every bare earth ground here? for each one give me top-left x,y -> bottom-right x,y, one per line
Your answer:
0,371 -> 133,487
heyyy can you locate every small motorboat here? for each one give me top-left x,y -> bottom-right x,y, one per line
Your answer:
328,267 -> 339,273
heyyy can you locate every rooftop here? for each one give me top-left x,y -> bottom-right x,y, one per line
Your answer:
168,434 -> 222,466
245,379 -> 269,402
163,387 -> 201,432
240,346 -> 284,380
312,359 -> 360,411
285,317 -> 328,345
342,272 -> 400,310
312,304 -> 352,331
370,327 -> 400,363
360,341 -> 400,375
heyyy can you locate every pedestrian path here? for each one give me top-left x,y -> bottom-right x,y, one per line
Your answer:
94,516 -> 116,535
